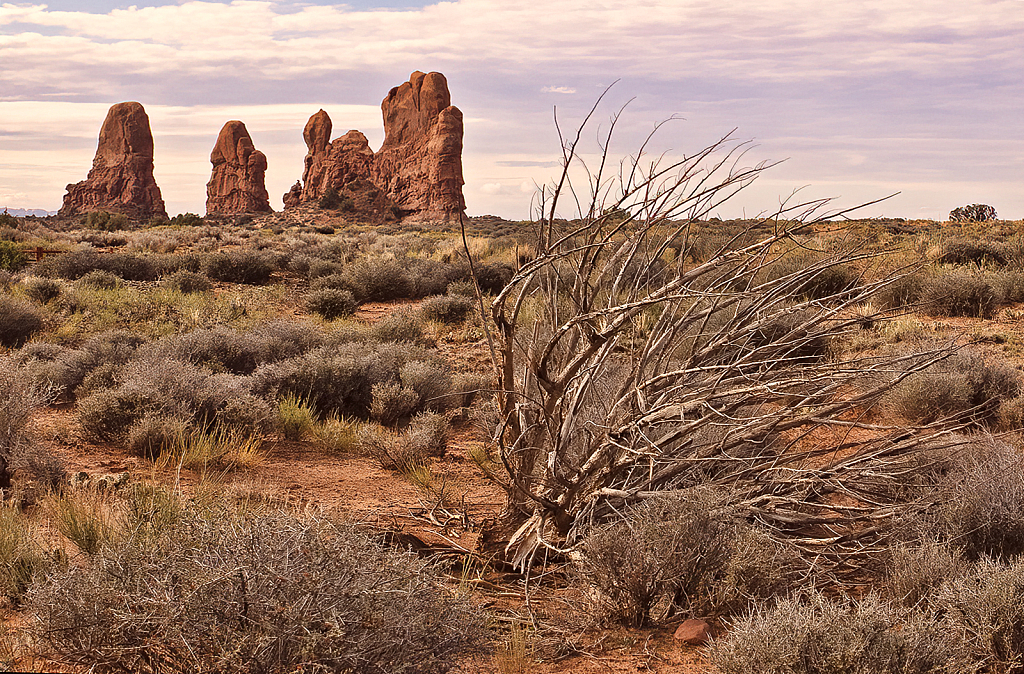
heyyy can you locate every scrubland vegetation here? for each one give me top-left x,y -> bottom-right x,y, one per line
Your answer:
3,141 -> 1024,672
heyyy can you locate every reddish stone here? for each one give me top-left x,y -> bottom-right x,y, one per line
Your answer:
59,101 -> 167,219
284,72 -> 466,221
206,120 -> 272,215
673,619 -> 712,645
283,181 -> 302,209
372,71 -> 465,221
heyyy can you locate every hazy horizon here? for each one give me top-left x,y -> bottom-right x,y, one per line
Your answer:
2,0 -> 1022,221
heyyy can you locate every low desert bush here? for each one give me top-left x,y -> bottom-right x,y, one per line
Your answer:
305,288 -> 358,320
0,241 -> 26,272
875,272 -> 924,310
920,270 -> 998,317
35,250 -> 159,281
709,593 -> 967,674
154,426 -> 265,471
125,415 -> 189,459
307,258 -> 344,279
28,330 -> 144,401
162,269 -> 210,294
372,307 -> 429,345
884,540 -> 966,610
359,421 -> 439,473
252,342 -> 438,419
28,509 -> 484,673
400,360 -> 454,412
22,277 -> 62,304
936,557 -> 1024,671
144,322 -> 320,376
319,186 -> 354,211
939,239 -> 1009,266
370,382 -> 421,425
927,438 -> 1024,560
0,297 -> 44,348
883,348 -> 1021,425
475,262 -> 515,294
576,489 -> 755,626
45,488 -> 117,556
308,272 -> 347,291
77,358 -> 272,443
202,250 -> 274,285
341,258 -> 412,302
420,294 -> 475,324
75,269 -> 120,290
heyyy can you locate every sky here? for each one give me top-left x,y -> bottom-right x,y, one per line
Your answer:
1,0 -> 1022,221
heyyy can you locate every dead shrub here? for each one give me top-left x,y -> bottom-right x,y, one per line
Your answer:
27,509 -> 484,673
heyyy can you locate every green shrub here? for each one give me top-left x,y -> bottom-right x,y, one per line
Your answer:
277,394 -> 316,441
0,507 -> 50,604
420,294 -> 475,324
27,509 -> 484,673
0,241 -> 26,272
710,593 -> 967,674
0,297 -> 44,348
75,269 -> 120,290
305,288 -> 358,320
319,186 -> 354,211
84,211 -> 130,231
163,269 -> 210,294
202,251 -> 274,285
23,277 -> 62,304
167,212 -> 204,227
950,204 -> 997,223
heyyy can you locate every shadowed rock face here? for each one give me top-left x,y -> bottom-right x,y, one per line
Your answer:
206,120 -> 272,215
59,102 -> 167,220
285,71 -> 465,222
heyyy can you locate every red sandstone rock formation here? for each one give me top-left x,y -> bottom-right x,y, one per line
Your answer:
206,120 -> 272,215
284,72 -> 465,221
372,71 -> 465,221
283,181 -> 302,209
299,109 -> 374,202
59,102 -> 167,220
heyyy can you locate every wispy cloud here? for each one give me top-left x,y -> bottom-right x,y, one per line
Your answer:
541,86 -> 576,94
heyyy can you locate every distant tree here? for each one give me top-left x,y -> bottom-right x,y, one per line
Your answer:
950,204 -> 997,223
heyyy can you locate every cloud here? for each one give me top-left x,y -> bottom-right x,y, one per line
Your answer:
0,0 -> 1021,217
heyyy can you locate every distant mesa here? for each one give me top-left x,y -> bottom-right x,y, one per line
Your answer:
206,120 -> 273,215
286,71 -> 466,222
59,101 -> 167,220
